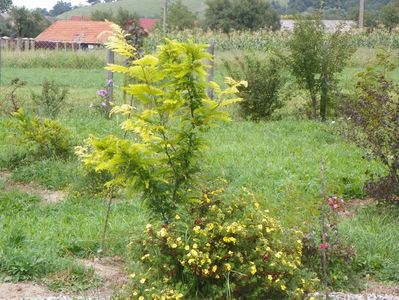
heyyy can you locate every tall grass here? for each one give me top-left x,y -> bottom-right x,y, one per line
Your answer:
1,50 -> 112,69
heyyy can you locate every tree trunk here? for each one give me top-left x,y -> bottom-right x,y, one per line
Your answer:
320,80 -> 328,121
320,41 -> 329,121
311,92 -> 318,119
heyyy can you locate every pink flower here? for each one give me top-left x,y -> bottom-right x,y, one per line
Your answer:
97,89 -> 108,97
320,243 -> 329,250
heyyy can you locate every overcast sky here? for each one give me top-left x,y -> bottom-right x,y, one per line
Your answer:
12,0 -> 86,10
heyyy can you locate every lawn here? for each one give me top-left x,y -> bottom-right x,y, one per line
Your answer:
0,45 -> 398,296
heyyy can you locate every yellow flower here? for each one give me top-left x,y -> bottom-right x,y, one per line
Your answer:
141,254 -> 150,260
158,228 -> 168,237
140,278 -> 146,284
275,251 -> 282,258
204,194 -> 211,203
133,291 -> 138,296
193,243 -> 198,249
268,275 -> 273,281
257,224 -> 263,230
175,214 -> 181,220
171,243 -> 178,248
185,245 -> 190,251
223,236 -> 237,244
207,223 -> 214,230
228,250 -> 234,256
193,226 -> 201,233
203,269 -> 209,275
129,273 -> 136,278
281,284 -> 286,291
146,224 -> 152,230
224,263 -> 232,271
212,265 -> 218,272
188,258 -> 195,264
139,297 -> 144,300
250,264 -> 257,275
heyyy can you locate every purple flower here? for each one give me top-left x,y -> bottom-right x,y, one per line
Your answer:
107,79 -> 113,86
97,89 -> 108,97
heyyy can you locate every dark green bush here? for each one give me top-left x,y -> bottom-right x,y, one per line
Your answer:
340,62 -> 399,201
224,53 -> 285,121
31,80 -> 68,119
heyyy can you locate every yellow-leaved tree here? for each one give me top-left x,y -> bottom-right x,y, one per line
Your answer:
76,23 -> 246,219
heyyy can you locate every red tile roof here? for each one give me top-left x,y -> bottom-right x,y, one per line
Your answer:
139,18 -> 159,31
35,20 -> 113,44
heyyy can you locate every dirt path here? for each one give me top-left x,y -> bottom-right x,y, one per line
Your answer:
0,258 -> 127,300
0,170 -> 65,204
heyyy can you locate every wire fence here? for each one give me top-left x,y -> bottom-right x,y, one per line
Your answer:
0,38 -> 216,112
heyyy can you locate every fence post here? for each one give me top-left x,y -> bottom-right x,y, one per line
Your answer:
207,41 -> 215,99
23,38 -> 29,51
16,38 -> 21,51
106,49 -> 115,116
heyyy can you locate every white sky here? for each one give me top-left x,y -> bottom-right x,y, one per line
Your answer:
12,0 -> 86,10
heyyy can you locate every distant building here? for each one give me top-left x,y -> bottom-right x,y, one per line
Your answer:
34,16 -> 159,49
35,20 -> 113,49
281,20 -> 357,32
139,18 -> 159,31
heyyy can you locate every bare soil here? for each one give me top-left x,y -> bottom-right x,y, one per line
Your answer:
0,170 -> 66,204
0,258 -> 127,299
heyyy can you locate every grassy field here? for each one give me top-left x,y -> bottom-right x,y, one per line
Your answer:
59,0 -> 208,19
0,45 -> 398,295
58,0 -> 288,19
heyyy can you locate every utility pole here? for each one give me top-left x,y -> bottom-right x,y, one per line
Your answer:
359,0 -> 365,29
163,0 -> 168,36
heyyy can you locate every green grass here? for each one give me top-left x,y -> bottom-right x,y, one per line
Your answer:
0,50 -> 112,69
0,46 -> 398,293
59,0 -> 208,19
0,188 -> 146,285
340,205 -> 399,282
203,121 -> 382,229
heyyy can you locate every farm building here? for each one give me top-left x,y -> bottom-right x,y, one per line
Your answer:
34,17 -> 159,49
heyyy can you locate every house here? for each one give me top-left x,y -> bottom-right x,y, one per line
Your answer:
35,19 -> 113,49
139,18 -> 159,31
34,17 -> 159,49
281,20 -> 357,32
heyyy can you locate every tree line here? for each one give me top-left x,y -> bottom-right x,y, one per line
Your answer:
1,0 -> 399,38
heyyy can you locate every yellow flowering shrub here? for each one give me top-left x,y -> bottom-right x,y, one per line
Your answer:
124,189 -> 318,299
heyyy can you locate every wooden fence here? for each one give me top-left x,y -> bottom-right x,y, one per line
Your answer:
0,37 -> 103,51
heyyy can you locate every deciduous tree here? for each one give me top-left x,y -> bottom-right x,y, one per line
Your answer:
49,1 -> 73,16
168,0 -> 196,30
205,0 -> 280,33
0,0 -> 12,13
380,0 -> 399,30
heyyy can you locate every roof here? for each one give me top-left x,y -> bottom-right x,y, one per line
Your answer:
281,20 -> 356,32
139,18 -> 159,31
35,20 -> 113,44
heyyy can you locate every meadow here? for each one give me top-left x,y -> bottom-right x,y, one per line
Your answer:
0,32 -> 398,297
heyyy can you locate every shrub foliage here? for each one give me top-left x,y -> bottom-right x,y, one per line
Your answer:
125,190 -> 318,299
76,24 -> 246,219
224,53 -> 285,121
341,60 -> 399,201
